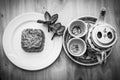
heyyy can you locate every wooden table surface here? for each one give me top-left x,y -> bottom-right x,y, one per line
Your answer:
0,0 -> 120,80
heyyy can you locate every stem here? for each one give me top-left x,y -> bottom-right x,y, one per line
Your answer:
51,33 -> 56,40
48,26 -> 50,32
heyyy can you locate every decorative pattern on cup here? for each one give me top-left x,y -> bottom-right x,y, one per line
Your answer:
67,38 -> 87,57
68,20 -> 87,38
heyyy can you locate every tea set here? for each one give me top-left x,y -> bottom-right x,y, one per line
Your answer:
2,8 -> 117,70
63,8 -> 117,65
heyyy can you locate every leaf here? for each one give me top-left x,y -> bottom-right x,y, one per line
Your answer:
44,11 -> 51,21
51,25 -> 65,40
37,20 -> 45,23
51,23 -> 61,33
50,14 -> 58,24
54,22 -> 61,30
57,26 -> 65,36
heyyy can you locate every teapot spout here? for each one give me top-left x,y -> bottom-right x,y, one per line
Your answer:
96,7 -> 106,24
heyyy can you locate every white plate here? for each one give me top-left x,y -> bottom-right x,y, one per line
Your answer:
3,12 -> 62,71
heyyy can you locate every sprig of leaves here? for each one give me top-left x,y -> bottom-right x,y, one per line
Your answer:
37,11 -> 65,40
51,23 -> 65,40
37,11 -> 58,32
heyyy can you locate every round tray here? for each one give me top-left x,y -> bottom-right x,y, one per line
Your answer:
63,16 -> 111,66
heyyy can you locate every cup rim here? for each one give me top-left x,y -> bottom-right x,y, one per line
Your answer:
67,38 -> 87,57
68,20 -> 88,38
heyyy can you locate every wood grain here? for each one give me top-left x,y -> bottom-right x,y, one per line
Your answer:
0,0 -> 120,80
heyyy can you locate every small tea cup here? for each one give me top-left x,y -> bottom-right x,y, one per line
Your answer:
67,38 -> 87,57
68,20 -> 87,38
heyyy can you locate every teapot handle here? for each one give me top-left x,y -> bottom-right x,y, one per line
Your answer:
96,7 -> 106,24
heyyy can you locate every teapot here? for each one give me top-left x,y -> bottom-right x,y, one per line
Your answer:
88,8 -> 117,63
